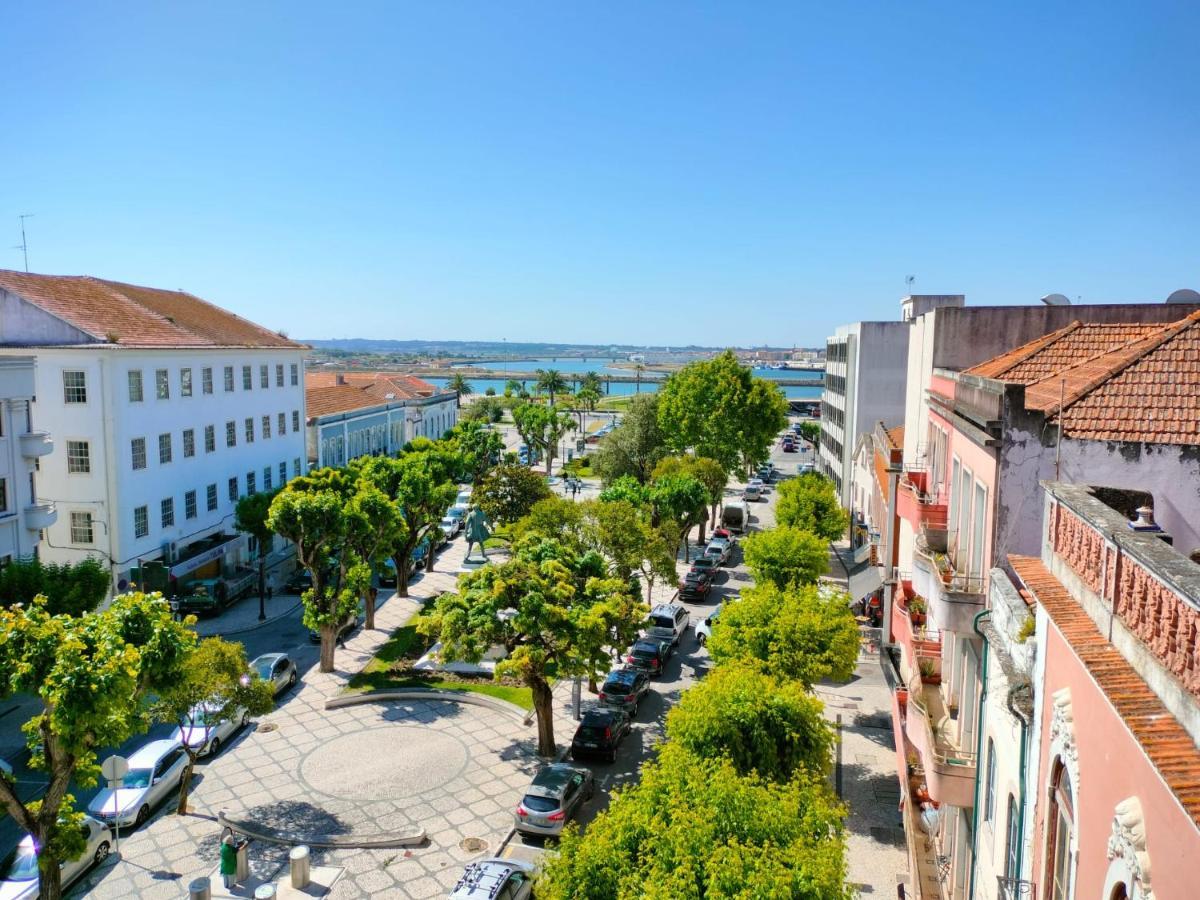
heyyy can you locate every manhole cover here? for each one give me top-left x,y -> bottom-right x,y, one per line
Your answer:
259,723 -> 279,733
459,837 -> 487,853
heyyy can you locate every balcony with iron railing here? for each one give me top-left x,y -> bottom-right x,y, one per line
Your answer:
912,530 -> 986,635
903,668 -> 977,808
897,468 -> 949,535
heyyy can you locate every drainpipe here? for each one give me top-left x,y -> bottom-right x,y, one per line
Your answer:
1005,684 -> 1031,893
968,608 -> 992,900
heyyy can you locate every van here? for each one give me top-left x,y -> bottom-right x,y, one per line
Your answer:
646,603 -> 690,647
742,483 -> 762,502
721,500 -> 749,534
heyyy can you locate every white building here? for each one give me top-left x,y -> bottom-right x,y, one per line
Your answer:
0,270 -> 307,594
0,356 -> 55,564
305,372 -> 458,469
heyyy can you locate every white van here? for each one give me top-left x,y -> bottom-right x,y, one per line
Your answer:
721,500 -> 750,534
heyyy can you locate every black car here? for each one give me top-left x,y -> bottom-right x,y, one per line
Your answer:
689,556 -> 719,582
570,708 -> 631,763
598,668 -> 650,714
679,574 -> 711,600
308,611 -> 360,644
625,638 -> 672,676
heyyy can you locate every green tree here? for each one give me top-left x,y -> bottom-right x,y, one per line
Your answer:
652,455 -> 728,537
513,497 -> 589,554
151,637 -> 274,814
0,593 -> 195,900
650,474 -> 709,561
579,371 -> 604,395
474,461 -> 552,525
657,350 -> 787,475
586,499 -> 678,604
534,368 -> 568,406
798,420 -> 821,445
775,472 -> 848,540
343,484 -> 404,629
0,558 -> 110,617
591,393 -> 665,484
234,489 -> 281,622
512,401 -> 575,475
742,525 -> 829,588
445,419 -> 505,481
666,661 -> 834,781
708,583 -> 860,687
504,378 -> 523,398
460,396 -> 504,425
420,538 -> 643,755
597,474 -> 650,507
446,372 -> 473,399
267,475 -> 366,672
537,743 -> 851,900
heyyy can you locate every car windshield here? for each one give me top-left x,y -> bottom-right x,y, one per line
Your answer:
576,725 -> 609,741
0,842 -> 38,881
441,518 -> 455,527
649,615 -> 676,630
632,646 -> 658,658
521,794 -> 560,812
602,680 -> 632,695
123,767 -> 153,789
253,661 -> 273,679
693,558 -> 715,569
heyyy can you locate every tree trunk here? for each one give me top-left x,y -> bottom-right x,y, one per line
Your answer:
365,588 -> 378,630
531,678 -> 556,757
319,624 -> 336,672
711,501 -> 719,526
697,518 -> 707,545
394,554 -> 410,597
38,855 -> 64,900
175,751 -> 199,815
425,541 -> 436,572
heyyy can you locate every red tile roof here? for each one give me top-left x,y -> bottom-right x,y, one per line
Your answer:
966,321 -> 1163,383
304,372 -> 444,419
0,270 -> 302,349
1010,554 -> 1200,825
885,425 -> 904,450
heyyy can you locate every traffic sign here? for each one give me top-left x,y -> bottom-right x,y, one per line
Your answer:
100,755 -> 129,784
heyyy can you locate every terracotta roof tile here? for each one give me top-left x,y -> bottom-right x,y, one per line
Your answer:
885,425 -> 904,450
0,270 -> 301,349
966,321 -> 1164,383
304,372 -> 445,419
1010,554 -> 1200,826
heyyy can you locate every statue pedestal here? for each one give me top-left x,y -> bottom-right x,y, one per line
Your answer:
459,553 -> 489,574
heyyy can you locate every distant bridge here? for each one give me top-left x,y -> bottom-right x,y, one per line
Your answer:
404,368 -> 824,388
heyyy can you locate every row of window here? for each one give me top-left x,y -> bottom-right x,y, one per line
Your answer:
128,412 -> 301,471
123,459 -> 303,541
61,363 -> 301,405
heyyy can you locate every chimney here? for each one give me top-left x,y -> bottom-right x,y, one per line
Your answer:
1129,505 -> 1173,545
336,373 -> 346,386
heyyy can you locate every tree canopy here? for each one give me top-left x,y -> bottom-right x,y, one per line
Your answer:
534,368 -> 569,405
708,583 -> 860,687
742,525 -> 829,589
475,461 -> 552,525
0,558 -> 110,617
775,473 -> 848,540
591,394 -> 666,485
512,401 -> 575,474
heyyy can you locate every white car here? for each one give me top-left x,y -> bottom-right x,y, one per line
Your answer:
87,739 -> 187,828
696,603 -> 724,646
441,516 -> 462,539
454,490 -> 472,506
174,702 -> 249,758
743,483 -> 763,502
450,858 -> 534,900
0,816 -> 113,898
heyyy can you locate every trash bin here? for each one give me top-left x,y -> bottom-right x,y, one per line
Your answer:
289,845 -> 311,888
188,877 -> 211,900
234,839 -> 250,883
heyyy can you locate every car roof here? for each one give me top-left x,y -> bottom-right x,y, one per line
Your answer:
604,668 -> 641,684
649,603 -> 682,615
452,859 -> 534,899
632,638 -> 664,651
251,652 -> 285,665
529,763 -> 586,795
581,708 -> 621,724
128,738 -> 182,766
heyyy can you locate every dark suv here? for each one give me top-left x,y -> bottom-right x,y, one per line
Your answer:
625,638 -> 672,676
570,708 -> 631,763
598,668 -> 650,714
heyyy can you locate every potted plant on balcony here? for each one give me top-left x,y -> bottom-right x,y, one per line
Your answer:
908,595 -> 927,626
918,657 -> 941,685
932,552 -> 952,585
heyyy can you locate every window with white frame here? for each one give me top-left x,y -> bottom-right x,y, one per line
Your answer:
228,477 -> 239,503
260,364 -> 269,389
290,363 -> 299,385
202,367 -> 213,394
131,437 -> 147,470
263,466 -> 272,491
70,511 -> 94,544
161,497 -> 174,528
246,471 -> 256,494
278,412 -> 286,436
971,482 -> 988,580
156,369 -> 169,400
292,410 -> 300,432
67,440 -> 91,474
279,461 -> 287,486
984,738 -> 996,822
183,429 -> 195,458
206,483 -> 218,511
158,433 -> 172,464
242,365 -> 252,390
262,415 -> 271,439
134,505 -> 149,538
0,478 -> 7,513
245,417 -> 254,443
181,367 -> 193,397
128,369 -> 144,402
204,425 -> 216,453
224,366 -> 235,392
63,370 -> 87,403
226,420 -> 237,447
293,458 -> 301,477
185,489 -> 197,520
276,364 -> 284,387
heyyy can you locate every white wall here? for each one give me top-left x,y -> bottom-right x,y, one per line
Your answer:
0,358 -> 43,563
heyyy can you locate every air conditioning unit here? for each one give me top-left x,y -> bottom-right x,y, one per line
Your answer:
161,541 -> 178,564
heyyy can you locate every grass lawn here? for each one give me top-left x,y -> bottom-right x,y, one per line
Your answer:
345,613 -> 533,709
596,395 -> 637,411
563,458 -> 597,479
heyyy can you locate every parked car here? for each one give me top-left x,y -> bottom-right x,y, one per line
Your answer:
308,610 -> 360,644
0,816 -> 113,899
720,501 -> 750,534
249,652 -> 298,696
286,569 -> 314,593
742,483 -> 763,501
455,490 -> 472,506
598,667 -> 650,713
625,637 -> 673,676
174,702 -> 249,758
679,572 -> 711,601
377,559 -> 398,586
782,439 -> 797,453
441,516 -> 462,539
514,763 -> 595,837
87,740 -> 187,828
570,708 -> 631,762
712,527 -> 736,545
704,538 -> 732,565
688,556 -> 719,583
447,504 -> 470,524
696,603 -> 724,646
646,603 -> 690,648
450,858 -> 534,900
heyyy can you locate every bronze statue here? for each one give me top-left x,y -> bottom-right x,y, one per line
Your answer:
463,505 -> 491,561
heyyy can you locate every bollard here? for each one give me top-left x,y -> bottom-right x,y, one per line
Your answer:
289,844 -> 311,888
253,885 -> 277,900
188,877 -> 211,900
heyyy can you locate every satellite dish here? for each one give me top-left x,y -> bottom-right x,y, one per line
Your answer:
1040,293 -> 1071,306
1166,288 -> 1200,304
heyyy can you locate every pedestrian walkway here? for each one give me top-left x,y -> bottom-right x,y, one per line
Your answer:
193,590 -> 304,637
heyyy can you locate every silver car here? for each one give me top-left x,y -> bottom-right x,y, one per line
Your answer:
450,858 -> 534,899
87,739 -> 187,828
250,652 -> 298,696
440,516 -> 462,539
514,763 -> 595,837
173,702 -> 249,758
0,816 -> 113,899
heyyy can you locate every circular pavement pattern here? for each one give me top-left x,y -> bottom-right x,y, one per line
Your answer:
299,725 -> 471,801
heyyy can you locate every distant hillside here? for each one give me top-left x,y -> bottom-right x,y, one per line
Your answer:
302,338 -> 804,355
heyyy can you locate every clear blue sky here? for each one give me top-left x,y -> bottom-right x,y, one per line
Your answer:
2,2 -> 1197,347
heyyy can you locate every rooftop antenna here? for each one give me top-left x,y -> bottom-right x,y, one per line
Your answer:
905,275 -> 915,292
14,214 -> 33,272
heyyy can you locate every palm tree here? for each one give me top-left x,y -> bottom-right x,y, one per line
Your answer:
447,373 -> 473,404
535,368 -> 568,406
580,370 -> 603,394
504,379 -> 523,398
634,363 -> 646,394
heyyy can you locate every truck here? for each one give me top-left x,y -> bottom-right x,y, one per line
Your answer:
721,500 -> 750,534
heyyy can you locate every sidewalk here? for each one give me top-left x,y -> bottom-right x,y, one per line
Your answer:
194,591 -> 304,637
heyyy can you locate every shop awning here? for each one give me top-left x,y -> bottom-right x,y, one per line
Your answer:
847,563 -> 884,603
169,534 -> 246,578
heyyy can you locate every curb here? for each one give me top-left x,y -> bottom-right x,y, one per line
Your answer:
325,688 -> 533,725
218,810 -> 425,850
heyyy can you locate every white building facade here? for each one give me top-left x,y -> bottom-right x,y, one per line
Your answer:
0,271 -> 307,594
0,356 -> 55,565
